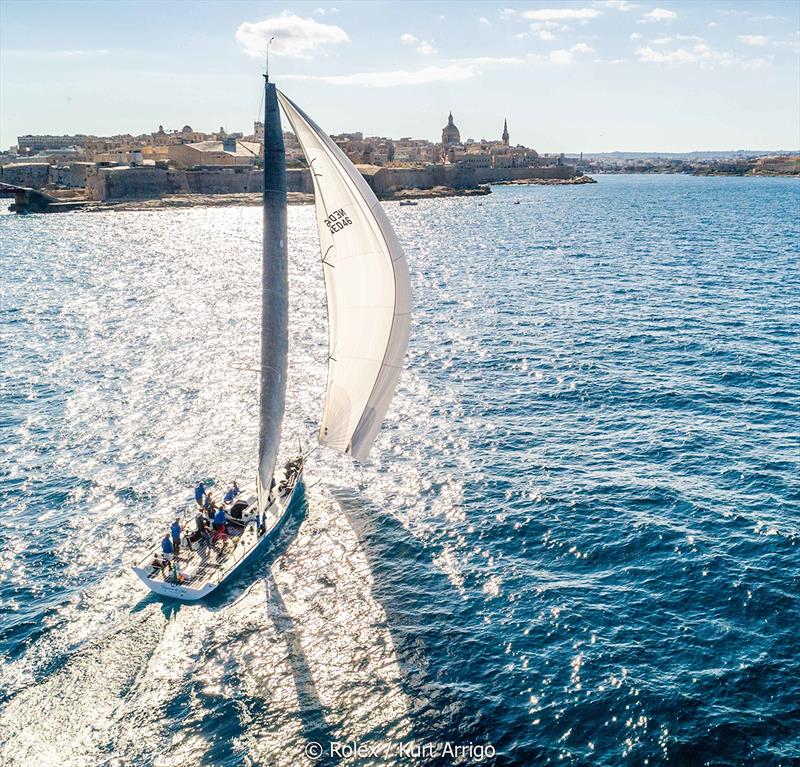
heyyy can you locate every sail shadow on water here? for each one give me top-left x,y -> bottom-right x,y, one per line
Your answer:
332,488 -> 502,757
263,568 -> 342,767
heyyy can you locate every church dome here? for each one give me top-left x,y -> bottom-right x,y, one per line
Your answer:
441,112 -> 461,146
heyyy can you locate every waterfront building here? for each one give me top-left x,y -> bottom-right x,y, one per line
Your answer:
168,139 -> 260,168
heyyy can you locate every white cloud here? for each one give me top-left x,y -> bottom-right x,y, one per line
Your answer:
401,33 -> 437,54
508,7 -> 601,21
599,0 -> 639,9
286,66 -> 474,87
636,45 -> 719,63
549,49 -> 574,64
707,21 -> 719,28
448,56 -> 526,66
629,32 -> 642,40
738,34 -> 768,46
6,48 -> 111,58
530,20 -> 560,30
284,56 -> 523,87
538,30 -> 556,41
640,8 -> 678,23
652,35 -> 672,45
479,16 -> 490,25
527,45 -> 595,66
635,40 -> 771,69
514,31 -> 530,39
740,56 -> 771,69
236,13 -> 349,59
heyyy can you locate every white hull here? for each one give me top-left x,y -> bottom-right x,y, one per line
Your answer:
133,462 -> 303,601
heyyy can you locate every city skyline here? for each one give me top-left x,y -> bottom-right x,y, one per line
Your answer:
1,0 -> 799,153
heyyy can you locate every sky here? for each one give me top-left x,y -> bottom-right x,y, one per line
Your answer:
1,0 -> 799,153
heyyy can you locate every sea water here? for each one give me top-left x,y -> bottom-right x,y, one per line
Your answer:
0,175 -> 798,766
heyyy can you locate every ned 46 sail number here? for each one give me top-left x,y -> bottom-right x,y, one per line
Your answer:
325,208 -> 352,234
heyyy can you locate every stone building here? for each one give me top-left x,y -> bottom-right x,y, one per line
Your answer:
168,139 -> 260,168
441,112 -> 462,158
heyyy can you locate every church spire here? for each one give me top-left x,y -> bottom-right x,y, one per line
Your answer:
502,118 -> 509,147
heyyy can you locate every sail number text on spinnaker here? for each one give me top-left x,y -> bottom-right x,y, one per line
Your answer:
324,208 -> 353,234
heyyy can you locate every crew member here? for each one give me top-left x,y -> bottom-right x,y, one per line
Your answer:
223,480 -> 240,505
161,533 -> 174,563
170,518 -> 182,557
194,481 -> 205,508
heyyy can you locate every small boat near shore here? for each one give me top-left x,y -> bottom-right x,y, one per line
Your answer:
132,61 -> 411,601
399,199 -> 418,206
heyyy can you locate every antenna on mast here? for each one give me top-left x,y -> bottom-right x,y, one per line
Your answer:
265,36 -> 275,82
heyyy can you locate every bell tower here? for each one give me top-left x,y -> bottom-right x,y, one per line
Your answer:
502,118 -> 509,147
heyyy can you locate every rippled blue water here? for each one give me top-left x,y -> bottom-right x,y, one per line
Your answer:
1,175 -> 799,766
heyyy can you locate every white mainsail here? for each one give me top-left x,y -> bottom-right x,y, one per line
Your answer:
277,91 -> 411,461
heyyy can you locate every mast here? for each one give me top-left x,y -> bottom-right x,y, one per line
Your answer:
257,72 -> 288,518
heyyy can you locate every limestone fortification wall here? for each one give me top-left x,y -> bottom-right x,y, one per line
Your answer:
474,165 -> 573,182
93,166 -> 176,200
87,166 -> 313,200
184,167 -> 257,194
1,163 -> 51,188
2,161 -> 573,202
49,163 -> 94,189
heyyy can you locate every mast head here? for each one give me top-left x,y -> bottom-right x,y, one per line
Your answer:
265,36 -> 276,82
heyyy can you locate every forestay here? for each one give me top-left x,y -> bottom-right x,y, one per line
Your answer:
277,91 -> 411,461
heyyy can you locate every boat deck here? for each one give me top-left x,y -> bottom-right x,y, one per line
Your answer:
139,520 -> 256,590
133,461 -> 303,599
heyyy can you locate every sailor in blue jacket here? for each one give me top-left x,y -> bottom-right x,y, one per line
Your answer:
170,518 -> 182,557
223,481 -> 240,505
213,506 -> 226,530
161,534 -> 174,562
194,482 -> 205,507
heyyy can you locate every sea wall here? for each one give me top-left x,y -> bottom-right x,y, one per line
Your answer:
2,160 -> 573,201
87,166 -> 182,200
86,165 -> 314,200
49,162 -> 94,189
1,162 -> 51,188
360,164 -> 574,195
475,165 -> 573,183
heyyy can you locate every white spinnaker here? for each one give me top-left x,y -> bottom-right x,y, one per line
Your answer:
277,91 -> 411,461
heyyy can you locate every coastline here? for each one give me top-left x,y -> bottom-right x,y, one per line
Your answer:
36,184 -> 493,213
493,175 -> 597,186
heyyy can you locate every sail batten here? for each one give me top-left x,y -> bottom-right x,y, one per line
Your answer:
277,90 -> 411,461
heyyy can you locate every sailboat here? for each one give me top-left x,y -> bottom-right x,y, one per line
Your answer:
132,74 -> 411,601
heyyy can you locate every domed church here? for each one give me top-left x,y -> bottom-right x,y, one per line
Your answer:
441,111 -> 461,147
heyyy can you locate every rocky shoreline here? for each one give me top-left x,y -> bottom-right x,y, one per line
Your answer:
56,184 -> 493,213
494,175 -> 597,186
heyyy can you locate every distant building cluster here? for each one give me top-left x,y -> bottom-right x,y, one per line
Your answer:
9,110 -> 566,172
326,111 -> 562,170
